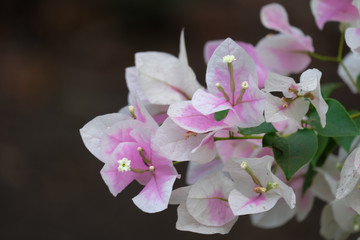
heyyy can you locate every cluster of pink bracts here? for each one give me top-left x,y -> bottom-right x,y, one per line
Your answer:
80,1 -> 360,239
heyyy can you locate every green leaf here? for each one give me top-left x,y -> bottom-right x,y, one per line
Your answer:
214,109 -> 229,121
263,129 -> 318,180
239,122 -> 277,135
321,82 -> 342,98
357,74 -> 360,86
311,135 -> 329,167
308,98 -> 359,137
333,110 -> 360,152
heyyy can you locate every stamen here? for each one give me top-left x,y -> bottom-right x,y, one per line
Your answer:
236,80 -> 249,104
253,187 -> 267,194
137,147 -> 152,165
281,97 -> 288,108
240,161 -> 263,187
216,82 -> 230,102
128,105 -> 137,119
303,92 -> 315,100
185,131 -> 197,139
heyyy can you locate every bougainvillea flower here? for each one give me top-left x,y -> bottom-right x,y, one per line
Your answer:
223,156 -> 296,216
338,52 -> 360,94
170,171 -> 238,234
250,167 -> 314,228
310,0 -> 360,29
264,69 -> 328,130
80,97 -> 178,213
204,40 -> 268,88
257,3 -> 314,75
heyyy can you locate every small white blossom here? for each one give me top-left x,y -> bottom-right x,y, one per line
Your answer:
117,158 -> 131,172
222,55 -> 236,63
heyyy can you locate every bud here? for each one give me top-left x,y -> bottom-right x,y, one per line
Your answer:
129,105 -> 136,119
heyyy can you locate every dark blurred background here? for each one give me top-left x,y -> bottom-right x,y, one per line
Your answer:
0,0 -> 358,239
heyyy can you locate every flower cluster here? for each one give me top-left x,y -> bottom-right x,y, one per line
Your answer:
80,1 -> 360,239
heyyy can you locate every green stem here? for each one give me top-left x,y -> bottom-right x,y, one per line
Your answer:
337,30 -> 345,61
304,51 -> 338,62
214,136 -> 263,142
173,161 -> 182,165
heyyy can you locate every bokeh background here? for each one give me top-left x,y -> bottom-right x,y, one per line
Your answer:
1,0 -> 359,239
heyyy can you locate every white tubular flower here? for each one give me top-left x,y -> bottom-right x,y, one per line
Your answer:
117,158 -> 131,172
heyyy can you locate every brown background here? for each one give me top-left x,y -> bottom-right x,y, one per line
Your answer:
1,0 -> 359,239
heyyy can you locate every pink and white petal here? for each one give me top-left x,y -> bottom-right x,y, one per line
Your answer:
176,203 -> 238,234
186,159 -> 223,185
186,171 -> 235,226
169,186 -> 191,205
153,118 -> 212,162
311,0 -> 360,29
206,38 -> 258,101
229,188 -> 280,215
204,40 -> 268,88
80,113 -> 131,162
178,28 -> 188,65
250,199 -> 296,229
132,165 -> 177,213
100,142 -> 146,196
168,101 -> 228,133
232,85 -> 266,128
346,27 -> 360,55
336,147 -> 360,199
338,52 -> 360,94
265,72 -> 297,98
192,89 -> 232,115
136,52 -> 200,105
257,34 -> 313,75
270,175 -> 296,209
216,138 -> 261,163
260,3 -> 292,34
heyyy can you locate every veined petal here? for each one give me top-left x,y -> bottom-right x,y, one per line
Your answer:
192,89 -> 232,115
229,188 -> 280,215
186,171 -> 235,226
257,34 -> 313,75
153,118 -> 216,162
206,38 -> 258,102
185,159 -> 223,185
168,101 -> 228,133
265,72 -> 297,98
260,3 -> 292,34
135,52 -> 201,105
132,164 -> 177,213
80,113 -> 131,162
